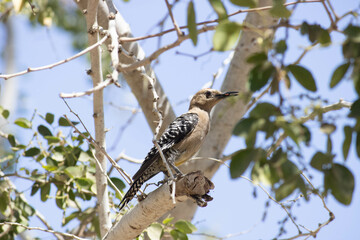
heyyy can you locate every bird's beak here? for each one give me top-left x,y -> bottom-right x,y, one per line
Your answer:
215,91 -> 239,99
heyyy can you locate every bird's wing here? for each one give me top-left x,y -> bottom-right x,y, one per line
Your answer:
132,113 -> 199,181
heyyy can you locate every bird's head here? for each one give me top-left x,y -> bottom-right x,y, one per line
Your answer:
189,88 -> 238,112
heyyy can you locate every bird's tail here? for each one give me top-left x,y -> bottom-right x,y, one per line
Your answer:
118,173 -> 155,211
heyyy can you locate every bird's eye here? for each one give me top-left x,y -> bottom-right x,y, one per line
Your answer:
205,91 -> 211,98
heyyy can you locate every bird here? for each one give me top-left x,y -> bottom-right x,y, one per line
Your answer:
118,88 -> 238,211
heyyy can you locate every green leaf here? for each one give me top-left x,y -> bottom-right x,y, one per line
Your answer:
147,223 -> 163,240
270,0 -> 291,18
174,220 -> 197,234
42,165 -> 58,171
208,0 -> 227,20
63,211 -> 79,226
44,136 -> 61,144
170,229 -> 188,240
230,148 -> 262,178
45,113 -> 54,124
59,117 -> 71,126
319,29 -> 331,45
349,99 -> 360,118
343,126 -> 353,160
31,183 -> 40,196
248,62 -> 275,92
14,117 -> 32,129
249,102 -> 281,118
275,40 -> 287,54
287,64 -> 317,92
230,0 -> 257,8
40,182 -> 51,202
0,192 -> 9,213
187,1 -> 197,46
64,166 -> 84,179
213,21 -> 242,51
75,178 -> 93,190
38,125 -> 53,137
7,134 -> 16,147
162,217 -> 174,225
1,109 -> 9,119
356,132 -> 360,158
246,52 -> 267,64
109,177 -> 126,191
330,62 -> 350,88
310,152 -> 333,171
275,179 -> 297,201
24,147 -> 40,157
233,118 -> 250,135
325,164 -> 355,205
59,117 -> 78,127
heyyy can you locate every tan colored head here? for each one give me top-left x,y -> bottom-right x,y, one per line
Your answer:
189,88 -> 238,112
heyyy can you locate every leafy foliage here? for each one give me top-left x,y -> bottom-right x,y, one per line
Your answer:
0,110 -> 125,238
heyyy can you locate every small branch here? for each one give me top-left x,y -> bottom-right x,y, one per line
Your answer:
105,0 -> 121,84
321,0 -> 336,29
117,25 -> 216,72
267,99 -> 352,156
164,0 -> 182,37
62,100 -> 132,185
326,0 -> 339,20
35,211 -> 64,240
0,35 -> 109,80
59,78 -> 114,98
118,0 -> 322,43
246,83 -> 271,111
144,74 -> 176,204
0,222 -> 86,240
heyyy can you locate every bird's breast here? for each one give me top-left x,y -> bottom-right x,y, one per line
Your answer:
174,111 -> 210,166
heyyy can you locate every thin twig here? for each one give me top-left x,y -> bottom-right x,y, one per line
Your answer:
59,78 -> 114,98
321,0 -> 336,29
246,83 -> 272,111
267,99 -> 352,157
164,0 -> 182,37
0,34 -> 109,80
0,222 -> 86,240
117,25 -> 216,73
143,74 -> 177,204
61,99 -> 132,185
118,0 -> 322,43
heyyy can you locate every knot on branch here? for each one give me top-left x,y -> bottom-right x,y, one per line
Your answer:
173,171 -> 215,207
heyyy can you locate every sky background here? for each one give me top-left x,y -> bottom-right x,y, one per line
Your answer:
0,0 -> 359,239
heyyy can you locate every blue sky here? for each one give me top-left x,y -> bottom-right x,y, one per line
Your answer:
1,0 -> 359,239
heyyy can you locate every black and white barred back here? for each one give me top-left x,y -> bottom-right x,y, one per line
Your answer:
118,113 -> 199,211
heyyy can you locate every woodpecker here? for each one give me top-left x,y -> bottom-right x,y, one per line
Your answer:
118,88 -> 238,211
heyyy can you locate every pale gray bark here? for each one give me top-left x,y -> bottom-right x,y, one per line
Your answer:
104,171 -> 214,240
77,0 -> 176,134
84,0 -> 112,236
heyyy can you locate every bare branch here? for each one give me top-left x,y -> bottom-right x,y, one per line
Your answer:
164,0 -> 182,37
0,34 -> 109,80
59,78 -> 114,98
84,0 -> 111,235
0,222 -> 86,240
118,0 -> 322,43
117,25 -> 216,73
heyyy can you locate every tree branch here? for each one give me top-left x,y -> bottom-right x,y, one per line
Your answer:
84,0 -> 111,235
0,34 -> 109,80
103,171 -> 214,240
0,222 -> 86,240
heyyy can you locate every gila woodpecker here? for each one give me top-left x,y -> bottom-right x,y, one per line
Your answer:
118,88 -> 238,211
